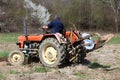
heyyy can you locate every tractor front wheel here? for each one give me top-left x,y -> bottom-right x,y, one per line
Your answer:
8,50 -> 25,66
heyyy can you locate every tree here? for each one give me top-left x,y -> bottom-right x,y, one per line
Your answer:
101,0 -> 120,32
24,0 -> 51,25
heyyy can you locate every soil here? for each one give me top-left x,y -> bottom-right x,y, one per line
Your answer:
0,43 -> 120,80
0,57 -> 7,62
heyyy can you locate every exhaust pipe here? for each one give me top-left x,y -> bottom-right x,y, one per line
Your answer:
23,17 -> 28,41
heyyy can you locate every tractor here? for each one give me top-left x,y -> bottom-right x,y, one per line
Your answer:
8,18 -> 113,67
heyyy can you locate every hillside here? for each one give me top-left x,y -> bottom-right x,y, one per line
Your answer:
0,0 -> 120,33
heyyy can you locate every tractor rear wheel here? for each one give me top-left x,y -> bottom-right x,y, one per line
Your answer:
79,48 -> 86,63
39,38 -> 66,67
8,50 -> 25,66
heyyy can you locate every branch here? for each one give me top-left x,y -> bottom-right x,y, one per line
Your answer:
118,1 -> 120,10
100,0 -> 111,4
109,0 -> 116,13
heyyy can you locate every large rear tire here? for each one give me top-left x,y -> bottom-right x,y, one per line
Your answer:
8,50 -> 25,66
39,38 -> 66,67
79,47 -> 86,63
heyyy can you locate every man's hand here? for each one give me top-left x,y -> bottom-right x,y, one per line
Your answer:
43,26 -> 48,29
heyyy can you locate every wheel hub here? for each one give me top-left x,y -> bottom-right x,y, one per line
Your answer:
43,47 -> 57,64
11,54 -> 21,62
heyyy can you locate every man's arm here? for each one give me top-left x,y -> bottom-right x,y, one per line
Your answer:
47,22 -> 53,29
43,21 -> 53,29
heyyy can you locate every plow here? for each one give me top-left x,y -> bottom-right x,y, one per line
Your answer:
8,18 -> 114,67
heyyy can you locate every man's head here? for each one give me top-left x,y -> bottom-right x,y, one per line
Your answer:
55,15 -> 60,20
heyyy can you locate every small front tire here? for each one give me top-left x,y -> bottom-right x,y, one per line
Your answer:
8,50 -> 25,66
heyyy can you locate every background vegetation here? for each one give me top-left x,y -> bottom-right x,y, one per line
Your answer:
0,0 -> 120,33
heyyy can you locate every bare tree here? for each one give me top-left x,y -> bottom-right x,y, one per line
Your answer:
101,0 -> 120,32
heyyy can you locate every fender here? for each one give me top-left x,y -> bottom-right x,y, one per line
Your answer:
54,33 -> 66,43
43,33 -> 66,43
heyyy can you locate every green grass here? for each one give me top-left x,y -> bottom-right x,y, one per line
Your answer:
74,72 -> 86,79
92,36 -> 120,44
0,33 -> 120,44
9,70 -> 20,74
108,36 -> 120,44
0,51 -> 9,58
0,73 -> 6,80
34,66 -> 50,73
0,33 -> 21,43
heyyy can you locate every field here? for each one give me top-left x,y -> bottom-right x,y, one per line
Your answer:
0,33 -> 120,80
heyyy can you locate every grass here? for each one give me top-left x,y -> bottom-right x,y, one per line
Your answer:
34,66 -> 50,73
0,73 -> 6,80
0,33 -> 120,44
74,72 -> 86,79
0,51 -> 9,58
92,35 -> 120,44
103,78 -> 108,80
0,33 -> 21,43
9,70 -> 20,74
108,36 -> 120,44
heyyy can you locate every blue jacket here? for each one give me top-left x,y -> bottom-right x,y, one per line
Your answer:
47,18 -> 64,33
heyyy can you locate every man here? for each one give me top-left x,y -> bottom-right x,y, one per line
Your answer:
43,16 -> 64,34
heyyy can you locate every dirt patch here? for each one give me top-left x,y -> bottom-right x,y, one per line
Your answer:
0,42 -> 18,52
0,43 -> 120,80
0,57 -> 7,62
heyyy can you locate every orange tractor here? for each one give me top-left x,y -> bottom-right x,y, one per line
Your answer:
8,18 -> 113,67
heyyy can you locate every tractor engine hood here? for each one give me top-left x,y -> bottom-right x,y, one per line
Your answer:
17,34 -> 43,48
18,34 -> 43,42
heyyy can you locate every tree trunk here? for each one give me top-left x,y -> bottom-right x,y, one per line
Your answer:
114,15 -> 119,33
109,0 -> 119,33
